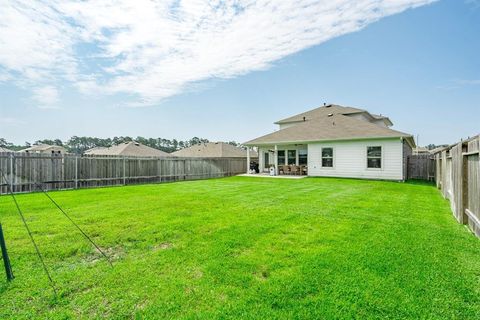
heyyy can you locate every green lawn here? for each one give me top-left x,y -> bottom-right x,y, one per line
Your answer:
0,177 -> 479,319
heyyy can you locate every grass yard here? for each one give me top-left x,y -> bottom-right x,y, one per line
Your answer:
0,177 -> 479,319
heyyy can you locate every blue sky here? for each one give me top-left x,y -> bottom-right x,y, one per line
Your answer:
0,0 -> 479,146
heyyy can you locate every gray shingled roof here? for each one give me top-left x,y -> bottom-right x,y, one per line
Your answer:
274,104 -> 365,124
0,146 -> 15,152
20,144 -> 67,152
245,113 -> 414,146
84,141 -> 173,157
275,104 -> 395,127
172,142 -> 257,158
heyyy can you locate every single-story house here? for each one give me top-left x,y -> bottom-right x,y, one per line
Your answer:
244,104 -> 416,181
172,142 -> 258,158
20,144 -> 67,154
84,141 -> 173,157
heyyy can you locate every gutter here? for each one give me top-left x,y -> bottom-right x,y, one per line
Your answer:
244,135 -> 414,147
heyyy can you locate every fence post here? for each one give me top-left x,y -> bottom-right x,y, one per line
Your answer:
9,153 -> 13,193
75,156 -> 78,189
183,159 -> 186,180
462,148 -> 469,224
123,157 -> 126,185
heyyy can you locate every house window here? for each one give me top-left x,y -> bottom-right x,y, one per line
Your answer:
277,150 -> 285,165
264,152 -> 270,168
299,150 -> 308,165
287,150 -> 296,165
321,148 -> 333,167
367,146 -> 382,168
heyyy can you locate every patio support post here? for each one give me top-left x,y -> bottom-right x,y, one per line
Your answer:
246,147 -> 250,174
274,145 -> 278,175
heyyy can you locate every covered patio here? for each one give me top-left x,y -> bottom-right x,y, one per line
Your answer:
246,144 -> 308,176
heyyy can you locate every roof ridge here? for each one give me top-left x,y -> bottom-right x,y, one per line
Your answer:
274,104 -> 367,124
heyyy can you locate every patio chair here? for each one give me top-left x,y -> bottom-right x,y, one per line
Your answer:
302,166 -> 308,175
291,165 -> 300,175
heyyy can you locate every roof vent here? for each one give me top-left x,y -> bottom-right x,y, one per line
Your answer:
328,113 -> 333,117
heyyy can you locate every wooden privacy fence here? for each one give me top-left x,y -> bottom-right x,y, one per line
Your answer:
0,152 -> 248,194
434,136 -> 480,237
407,154 -> 435,181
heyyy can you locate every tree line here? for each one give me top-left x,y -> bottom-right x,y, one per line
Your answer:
0,136 -> 241,154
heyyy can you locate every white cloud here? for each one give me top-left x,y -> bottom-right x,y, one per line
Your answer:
0,0 -> 437,106
32,86 -> 60,109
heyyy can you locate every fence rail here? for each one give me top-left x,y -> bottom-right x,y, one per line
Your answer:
0,153 -> 248,194
434,136 -> 480,237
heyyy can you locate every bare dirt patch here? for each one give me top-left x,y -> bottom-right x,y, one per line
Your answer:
152,242 -> 173,251
83,246 -> 125,264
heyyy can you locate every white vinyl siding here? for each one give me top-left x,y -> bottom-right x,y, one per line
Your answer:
308,138 -> 404,180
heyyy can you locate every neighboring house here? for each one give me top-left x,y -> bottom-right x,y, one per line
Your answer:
84,141 -> 173,157
244,104 -> 416,181
412,147 -> 430,155
429,146 -> 449,155
20,144 -> 67,154
172,142 -> 258,158
0,146 -> 15,153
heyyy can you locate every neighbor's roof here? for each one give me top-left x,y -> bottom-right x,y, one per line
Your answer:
172,142 -> 258,158
429,146 -> 449,154
413,147 -> 430,153
0,146 -> 15,153
21,144 -> 66,152
84,141 -> 173,157
245,113 -> 414,146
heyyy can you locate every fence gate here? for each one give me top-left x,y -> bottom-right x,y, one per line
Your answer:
407,154 -> 435,181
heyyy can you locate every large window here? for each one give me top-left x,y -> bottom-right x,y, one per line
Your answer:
299,150 -> 308,165
277,150 -> 285,165
321,147 -> 333,167
367,146 -> 382,169
287,150 -> 296,165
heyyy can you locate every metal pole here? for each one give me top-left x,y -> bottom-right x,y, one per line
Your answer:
0,223 -> 14,281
